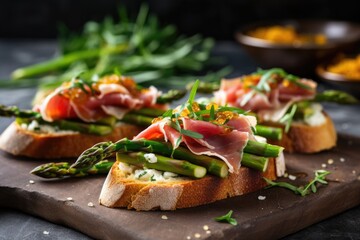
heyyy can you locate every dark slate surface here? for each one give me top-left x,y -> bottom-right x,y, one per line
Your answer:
0,40 -> 359,240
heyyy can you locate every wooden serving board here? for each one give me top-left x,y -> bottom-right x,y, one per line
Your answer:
0,134 -> 359,240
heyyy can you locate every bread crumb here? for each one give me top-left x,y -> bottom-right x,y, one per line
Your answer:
352,170 -> 356,175
161,215 -> 168,220
203,225 -> 209,231
206,230 -> 211,234
321,163 -> 327,168
29,180 -> 35,184
194,233 -> 201,238
66,197 -> 73,201
43,231 -> 49,235
258,195 -> 266,200
283,172 -> 288,178
340,157 -> 345,162
87,202 -> 94,207
327,159 -> 334,165
288,175 -> 296,180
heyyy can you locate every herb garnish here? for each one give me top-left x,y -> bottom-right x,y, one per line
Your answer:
137,170 -> 148,179
241,68 -> 313,106
264,170 -> 331,196
279,104 -> 298,133
6,4 -> 228,90
68,77 -> 95,95
214,210 -> 238,226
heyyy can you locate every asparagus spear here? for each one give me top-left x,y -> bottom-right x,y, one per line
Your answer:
186,81 -> 220,93
120,113 -> 154,127
72,138 -> 282,174
0,105 -> 41,119
0,105 -> 150,134
31,144 -> 271,179
56,120 -> 113,135
314,90 -> 358,104
30,160 -> 113,178
242,153 -> 268,172
117,152 -> 207,178
244,140 -> 284,157
73,139 -> 228,177
11,45 -> 128,80
156,89 -> 186,104
255,125 -> 282,140
0,104 -> 283,139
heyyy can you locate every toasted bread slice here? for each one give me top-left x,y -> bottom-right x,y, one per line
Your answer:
263,113 -> 337,153
99,158 -> 276,211
0,122 -> 142,159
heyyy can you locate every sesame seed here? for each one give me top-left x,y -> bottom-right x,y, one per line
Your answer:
283,173 -> 289,178
352,170 -> 356,174
186,236 -> 191,240
340,157 -> 345,162
288,175 -> 297,181
321,163 -> 327,168
161,215 -> 168,220
87,202 -> 94,207
206,230 -> 211,234
66,197 -> 73,201
43,231 -> 49,235
194,233 -> 201,238
29,180 -> 35,184
357,176 -> 360,181
203,225 -> 209,231
327,159 -> 334,165
258,195 -> 266,200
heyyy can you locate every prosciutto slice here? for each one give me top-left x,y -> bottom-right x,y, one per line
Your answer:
37,80 -> 162,122
214,76 -> 317,120
134,116 -> 253,173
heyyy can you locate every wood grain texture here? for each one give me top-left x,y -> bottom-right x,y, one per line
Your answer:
0,134 -> 359,240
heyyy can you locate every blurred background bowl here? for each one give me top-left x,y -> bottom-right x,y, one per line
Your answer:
235,20 -> 360,76
316,56 -> 360,97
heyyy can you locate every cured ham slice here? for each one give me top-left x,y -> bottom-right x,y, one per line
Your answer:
134,115 -> 253,173
36,76 -> 162,122
214,74 -> 317,120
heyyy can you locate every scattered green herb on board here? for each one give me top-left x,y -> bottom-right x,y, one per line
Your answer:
264,170 -> 331,196
214,210 -> 238,226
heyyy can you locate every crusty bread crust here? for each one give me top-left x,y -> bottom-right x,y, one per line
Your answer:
99,158 -> 276,211
0,122 -> 143,159
263,113 -> 337,153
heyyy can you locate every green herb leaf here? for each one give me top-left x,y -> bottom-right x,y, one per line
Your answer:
162,109 -> 173,118
180,129 -> 203,139
210,105 -> 215,121
264,170 -> 331,197
279,104 -> 298,133
218,106 -> 246,114
188,79 -> 199,104
214,210 -> 238,226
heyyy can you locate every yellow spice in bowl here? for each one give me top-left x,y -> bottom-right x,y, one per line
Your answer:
327,55 -> 360,80
248,25 -> 327,45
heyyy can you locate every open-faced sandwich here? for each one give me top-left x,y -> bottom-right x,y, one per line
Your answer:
45,81 -> 284,210
0,74 -> 184,158
212,68 -> 358,153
